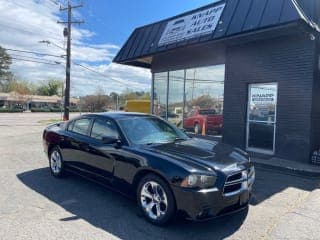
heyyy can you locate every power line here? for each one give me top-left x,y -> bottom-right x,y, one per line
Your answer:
73,62 -> 145,90
39,40 -> 66,51
36,42 -> 146,89
0,23 -> 64,43
9,53 -> 61,62
4,48 -> 64,58
47,0 -> 60,5
7,57 -> 62,65
10,1 -> 30,10
11,0 -> 59,16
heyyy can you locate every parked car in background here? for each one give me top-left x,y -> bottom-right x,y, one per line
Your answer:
43,112 -> 254,225
184,108 -> 223,134
160,111 -> 181,126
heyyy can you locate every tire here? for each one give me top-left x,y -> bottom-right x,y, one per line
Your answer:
49,147 -> 65,178
194,123 -> 201,134
137,174 -> 176,225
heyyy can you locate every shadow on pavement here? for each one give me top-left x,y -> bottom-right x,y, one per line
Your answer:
17,167 -> 248,240
250,167 -> 319,206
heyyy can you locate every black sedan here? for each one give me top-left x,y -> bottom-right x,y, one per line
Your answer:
42,112 -> 255,225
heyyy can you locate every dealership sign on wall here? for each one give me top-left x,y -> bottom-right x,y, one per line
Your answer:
158,3 -> 226,46
250,86 -> 277,106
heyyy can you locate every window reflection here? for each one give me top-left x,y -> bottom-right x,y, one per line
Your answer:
152,65 -> 225,136
247,83 -> 277,153
184,65 -> 224,135
168,70 -> 184,127
153,72 -> 167,116
248,84 -> 277,122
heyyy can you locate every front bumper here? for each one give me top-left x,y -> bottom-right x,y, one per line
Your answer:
172,166 -> 255,220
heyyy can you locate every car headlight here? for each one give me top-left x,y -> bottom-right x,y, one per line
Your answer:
181,174 -> 217,189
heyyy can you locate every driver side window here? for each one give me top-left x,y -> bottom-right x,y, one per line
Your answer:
90,118 -> 119,141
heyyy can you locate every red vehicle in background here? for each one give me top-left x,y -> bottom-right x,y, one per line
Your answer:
183,108 -> 223,134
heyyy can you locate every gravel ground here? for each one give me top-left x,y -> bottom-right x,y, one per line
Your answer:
0,112 -> 319,240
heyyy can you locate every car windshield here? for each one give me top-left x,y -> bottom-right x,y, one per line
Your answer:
118,116 -> 189,145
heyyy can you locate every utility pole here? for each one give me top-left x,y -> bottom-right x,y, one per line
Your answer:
58,1 -> 84,121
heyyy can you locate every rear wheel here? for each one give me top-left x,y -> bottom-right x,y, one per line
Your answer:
49,147 -> 65,178
137,174 -> 175,225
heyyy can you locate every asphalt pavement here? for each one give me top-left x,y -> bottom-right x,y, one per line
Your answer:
0,112 -> 319,240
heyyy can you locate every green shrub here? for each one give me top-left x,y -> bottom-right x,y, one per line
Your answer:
50,107 -> 62,112
0,108 -> 23,113
31,108 -> 50,112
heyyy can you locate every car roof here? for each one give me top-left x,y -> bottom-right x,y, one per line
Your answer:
80,112 -> 152,120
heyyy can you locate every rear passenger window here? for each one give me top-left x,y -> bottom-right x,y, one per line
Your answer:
91,118 -> 118,140
72,119 -> 91,135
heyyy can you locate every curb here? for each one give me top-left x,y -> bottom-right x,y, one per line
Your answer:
252,161 -> 320,179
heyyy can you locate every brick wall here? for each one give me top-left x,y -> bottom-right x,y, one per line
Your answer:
223,34 -> 316,162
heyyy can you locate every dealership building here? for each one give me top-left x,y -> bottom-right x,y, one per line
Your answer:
114,0 -> 320,164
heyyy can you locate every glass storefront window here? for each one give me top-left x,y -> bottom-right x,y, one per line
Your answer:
153,72 -> 168,117
168,70 -> 184,127
152,65 -> 225,136
184,65 -> 225,134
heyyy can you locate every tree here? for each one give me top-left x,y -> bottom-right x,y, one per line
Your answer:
190,95 -> 218,109
80,87 -> 111,112
7,80 -> 35,95
0,46 -> 13,92
36,79 -> 63,96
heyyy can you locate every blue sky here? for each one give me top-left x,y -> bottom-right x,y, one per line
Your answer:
77,0 -> 216,48
0,0 -> 218,96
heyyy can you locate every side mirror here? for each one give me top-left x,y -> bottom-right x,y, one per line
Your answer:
102,136 -> 122,147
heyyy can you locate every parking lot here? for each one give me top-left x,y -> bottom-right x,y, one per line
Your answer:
0,113 -> 319,240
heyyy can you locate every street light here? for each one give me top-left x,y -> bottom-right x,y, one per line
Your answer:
39,40 -> 65,51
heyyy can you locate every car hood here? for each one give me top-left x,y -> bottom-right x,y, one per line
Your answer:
140,138 -> 249,172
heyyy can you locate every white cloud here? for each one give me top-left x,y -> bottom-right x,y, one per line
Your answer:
0,0 -> 151,96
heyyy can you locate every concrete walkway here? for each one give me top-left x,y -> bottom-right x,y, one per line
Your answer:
252,157 -> 320,178
269,187 -> 320,240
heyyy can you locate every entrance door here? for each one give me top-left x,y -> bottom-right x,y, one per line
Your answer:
246,83 -> 278,154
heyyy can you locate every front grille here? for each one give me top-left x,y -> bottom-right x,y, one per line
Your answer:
223,171 -> 245,195
226,172 -> 242,182
224,183 -> 242,193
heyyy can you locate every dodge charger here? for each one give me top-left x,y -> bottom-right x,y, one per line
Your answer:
42,112 -> 255,225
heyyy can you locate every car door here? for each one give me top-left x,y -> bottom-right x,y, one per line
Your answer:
61,117 -> 93,170
84,117 -> 121,181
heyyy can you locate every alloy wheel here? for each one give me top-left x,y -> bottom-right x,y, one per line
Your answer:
140,181 -> 168,220
50,150 -> 62,174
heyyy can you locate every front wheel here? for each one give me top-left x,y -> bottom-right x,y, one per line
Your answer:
137,174 -> 176,225
49,147 -> 66,178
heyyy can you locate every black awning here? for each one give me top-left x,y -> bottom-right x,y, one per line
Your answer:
113,0 -> 317,68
